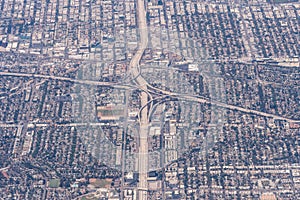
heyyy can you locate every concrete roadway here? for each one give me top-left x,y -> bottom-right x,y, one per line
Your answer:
148,86 -> 300,123
126,0 -> 150,199
2,2 -> 300,198
2,70 -> 298,124
0,71 -> 130,89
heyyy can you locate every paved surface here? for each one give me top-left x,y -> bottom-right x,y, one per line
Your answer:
127,0 -> 150,199
146,85 -> 300,123
0,71 -> 130,89
2,70 -> 300,126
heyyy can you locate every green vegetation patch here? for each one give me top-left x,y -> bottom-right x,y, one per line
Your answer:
48,179 -> 60,188
90,178 -> 111,188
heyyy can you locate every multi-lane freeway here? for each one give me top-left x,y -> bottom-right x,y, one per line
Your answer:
1,1 -> 300,198
127,0 -> 150,199
0,71 -> 130,89
2,69 -> 299,125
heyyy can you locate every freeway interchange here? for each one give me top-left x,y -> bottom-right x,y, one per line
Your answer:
0,1 -> 299,199
1,71 -> 298,124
